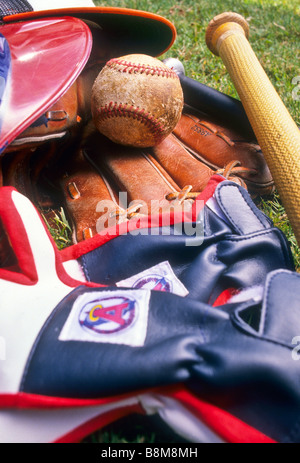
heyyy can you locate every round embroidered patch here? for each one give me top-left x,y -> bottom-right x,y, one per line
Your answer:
79,295 -> 136,335
133,275 -> 172,292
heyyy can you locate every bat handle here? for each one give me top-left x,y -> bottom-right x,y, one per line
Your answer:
206,12 -> 300,245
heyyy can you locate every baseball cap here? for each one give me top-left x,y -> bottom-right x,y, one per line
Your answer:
0,15 -> 92,152
1,1 -> 177,57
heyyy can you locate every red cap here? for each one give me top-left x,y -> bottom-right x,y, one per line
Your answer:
0,16 -> 92,152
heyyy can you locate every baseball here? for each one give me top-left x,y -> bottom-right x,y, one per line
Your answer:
91,54 -> 184,148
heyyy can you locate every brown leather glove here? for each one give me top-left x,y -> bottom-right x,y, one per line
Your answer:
173,107 -> 274,196
1,104 -> 274,244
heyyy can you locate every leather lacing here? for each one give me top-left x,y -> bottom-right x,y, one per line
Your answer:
110,202 -> 145,221
167,160 -> 255,202
109,188 -> 196,222
165,185 -> 198,203
216,160 -> 256,179
110,160 -> 253,221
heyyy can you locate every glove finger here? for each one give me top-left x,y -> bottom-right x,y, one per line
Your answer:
173,108 -> 274,195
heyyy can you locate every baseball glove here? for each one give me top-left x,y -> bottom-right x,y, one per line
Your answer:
0,101 -> 274,244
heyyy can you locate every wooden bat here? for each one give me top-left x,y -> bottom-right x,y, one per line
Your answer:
206,12 -> 300,244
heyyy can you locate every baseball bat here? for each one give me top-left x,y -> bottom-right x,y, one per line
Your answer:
163,57 -> 255,140
205,12 -> 300,245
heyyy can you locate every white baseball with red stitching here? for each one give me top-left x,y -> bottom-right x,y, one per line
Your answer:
91,54 -> 184,148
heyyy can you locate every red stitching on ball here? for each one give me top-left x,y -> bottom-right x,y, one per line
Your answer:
97,102 -> 166,141
106,58 -> 179,79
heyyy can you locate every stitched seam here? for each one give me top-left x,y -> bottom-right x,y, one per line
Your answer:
141,152 -> 178,192
79,254 -> 91,282
219,229 -> 284,245
216,183 -> 267,232
195,121 -> 235,147
261,270 -> 300,336
231,310 -> 295,350
106,58 -> 179,79
260,270 -> 277,335
96,102 -> 165,140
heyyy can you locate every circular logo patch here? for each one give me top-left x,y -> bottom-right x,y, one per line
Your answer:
79,295 -> 136,335
133,275 -> 172,292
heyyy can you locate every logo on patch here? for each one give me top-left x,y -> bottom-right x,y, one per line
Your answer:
79,295 -> 136,335
133,275 -> 172,292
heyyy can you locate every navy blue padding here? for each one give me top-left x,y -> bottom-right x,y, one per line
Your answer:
21,286 -> 226,398
79,182 -> 293,303
21,270 -> 300,443
187,269 -> 300,443
20,182 -> 300,442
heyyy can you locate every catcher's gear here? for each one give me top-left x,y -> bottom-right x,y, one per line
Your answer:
0,179 -> 295,443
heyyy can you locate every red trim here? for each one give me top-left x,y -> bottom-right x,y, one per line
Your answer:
35,200 -> 99,289
53,403 -> 145,443
0,389 -> 149,409
2,6 -> 174,25
0,384 -> 277,443
61,209 -> 187,261
165,385 -> 277,444
194,174 -> 224,206
61,175 -> 223,263
96,101 -> 166,143
0,187 -> 100,288
0,188 -> 38,284
212,288 -> 240,306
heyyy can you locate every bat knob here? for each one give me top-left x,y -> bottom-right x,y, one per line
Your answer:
205,12 -> 249,56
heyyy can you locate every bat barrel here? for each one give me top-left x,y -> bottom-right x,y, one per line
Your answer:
206,12 -> 300,245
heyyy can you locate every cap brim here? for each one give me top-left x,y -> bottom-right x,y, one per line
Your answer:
2,6 -> 177,57
0,16 -> 92,153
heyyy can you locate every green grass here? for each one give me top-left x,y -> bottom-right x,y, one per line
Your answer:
94,0 -> 300,124
57,0 -> 300,443
257,193 -> 300,270
42,209 -> 72,250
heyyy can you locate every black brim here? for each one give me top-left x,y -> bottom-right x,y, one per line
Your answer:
3,6 -> 177,56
